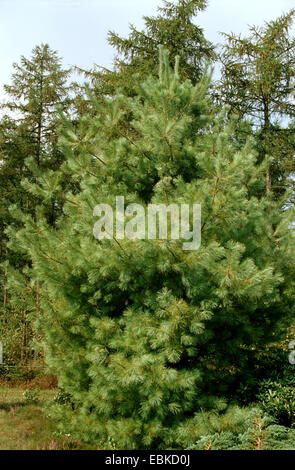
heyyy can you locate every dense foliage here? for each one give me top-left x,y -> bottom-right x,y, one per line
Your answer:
8,49 -> 295,448
0,44 -> 71,366
0,0 -> 295,451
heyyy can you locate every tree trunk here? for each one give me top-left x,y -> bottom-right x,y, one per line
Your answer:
264,102 -> 272,194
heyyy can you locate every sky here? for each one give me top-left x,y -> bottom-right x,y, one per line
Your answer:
0,0 -> 295,94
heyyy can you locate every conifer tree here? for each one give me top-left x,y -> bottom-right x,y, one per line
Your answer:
217,10 -> 295,198
77,0 -> 215,99
2,43 -> 71,171
73,0 -> 216,159
0,44 -> 71,366
12,49 -> 295,449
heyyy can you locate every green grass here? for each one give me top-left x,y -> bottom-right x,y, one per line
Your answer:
0,387 -> 94,450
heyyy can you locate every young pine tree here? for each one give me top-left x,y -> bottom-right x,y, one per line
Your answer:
12,49 -> 295,449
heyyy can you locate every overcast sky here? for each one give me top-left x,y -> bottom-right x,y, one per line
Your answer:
0,0 -> 295,93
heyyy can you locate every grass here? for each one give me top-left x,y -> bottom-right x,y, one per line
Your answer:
0,386 -> 94,450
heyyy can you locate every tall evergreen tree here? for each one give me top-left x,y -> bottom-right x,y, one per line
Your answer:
2,43 -> 71,170
217,10 -> 295,197
76,0 -> 215,100
12,50 -> 295,448
73,0 -> 216,172
0,44 -> 72,366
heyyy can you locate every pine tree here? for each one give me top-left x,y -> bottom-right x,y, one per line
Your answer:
12,49 -> 295,449
73,0 -> 216,163
217,10 -> 295,198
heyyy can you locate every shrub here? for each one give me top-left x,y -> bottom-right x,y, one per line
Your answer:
23,389 -> 40,404
52,389 -> 73,406
257,380 -> 295,427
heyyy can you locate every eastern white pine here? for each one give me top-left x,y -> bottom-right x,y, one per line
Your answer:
10,48 -> 295,449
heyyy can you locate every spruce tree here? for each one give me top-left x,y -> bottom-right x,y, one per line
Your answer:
77,0 -> 215,99
12,49 -> 295,449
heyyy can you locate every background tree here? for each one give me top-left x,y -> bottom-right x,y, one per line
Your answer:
75,0 -> 215,102
0,43 -> 72,367
217,10 -> 295,198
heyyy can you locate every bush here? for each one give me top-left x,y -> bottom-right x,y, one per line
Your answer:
0,365 -> 36,381
52,390 -> 73,405
257,380 -> 295,427
23,389 -> 40,404
235,346 -> 295,406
